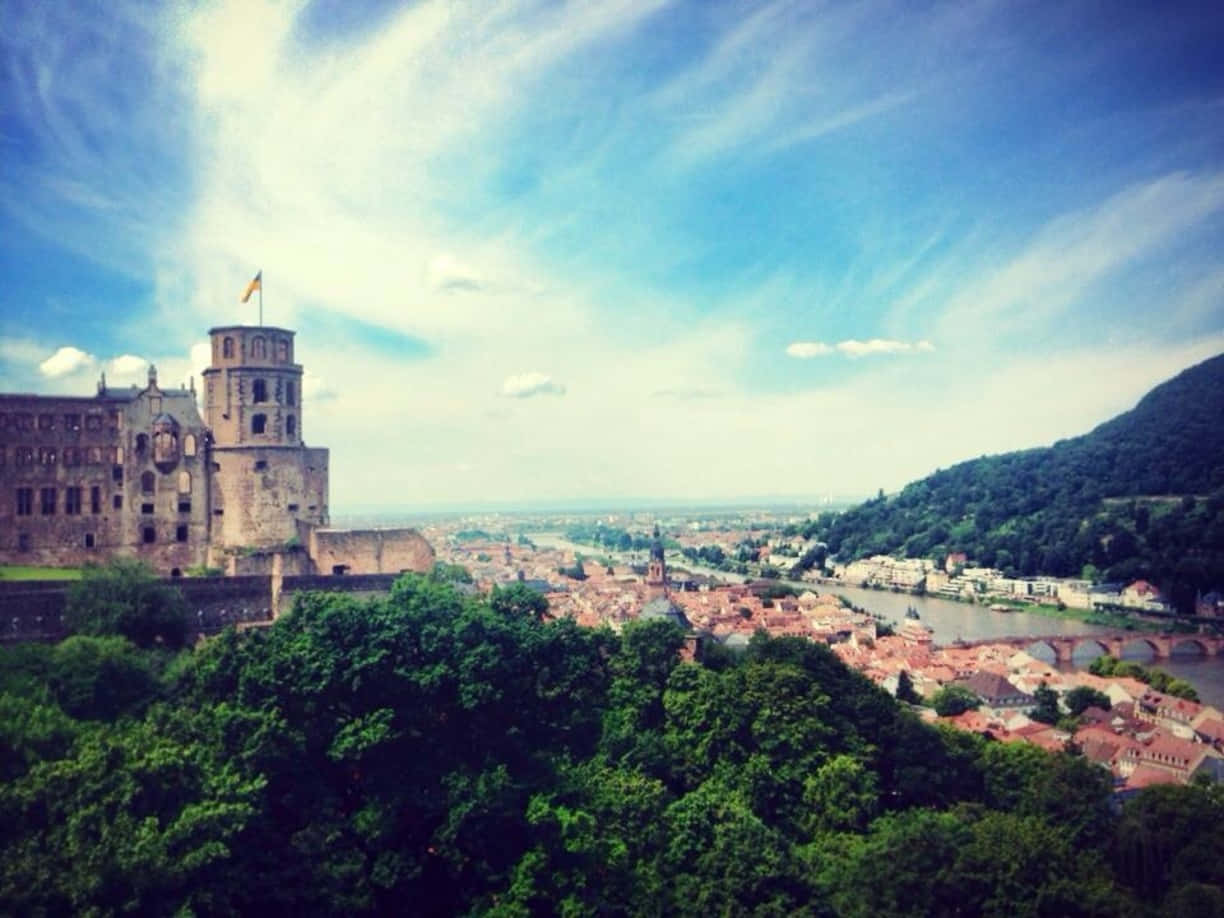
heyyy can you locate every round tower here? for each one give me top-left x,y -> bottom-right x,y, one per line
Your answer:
202,325 -> 328,551
202,326 -> 303,446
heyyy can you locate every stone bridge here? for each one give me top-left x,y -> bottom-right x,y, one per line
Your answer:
941,631 -> 1224,664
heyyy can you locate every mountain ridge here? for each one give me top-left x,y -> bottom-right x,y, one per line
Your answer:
812,352 -> 1224,611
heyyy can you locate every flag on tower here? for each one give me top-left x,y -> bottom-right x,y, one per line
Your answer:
240,271 -> 262,303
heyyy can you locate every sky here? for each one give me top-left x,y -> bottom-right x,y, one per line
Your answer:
2,0 -> 1223,512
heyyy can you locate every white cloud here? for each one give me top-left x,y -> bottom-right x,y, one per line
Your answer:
836,338 -> 934,358
426,253 -> 482,292
501,372 -> 566,398
785,340 -> 833,358
107,354 -> 147,380
38,346 -> 95,378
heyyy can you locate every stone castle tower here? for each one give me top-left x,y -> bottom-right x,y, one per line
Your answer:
202,326 -> 329,553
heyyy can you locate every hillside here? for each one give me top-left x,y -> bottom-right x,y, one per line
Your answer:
811,353 -> 1224,610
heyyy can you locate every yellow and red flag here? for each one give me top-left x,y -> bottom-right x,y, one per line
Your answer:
240,270 -> 262,303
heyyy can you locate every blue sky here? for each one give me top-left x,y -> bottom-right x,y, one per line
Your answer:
2,0 -> 1223,511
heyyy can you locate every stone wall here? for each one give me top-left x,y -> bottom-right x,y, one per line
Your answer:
0,571 -> 421,644
308,527 -> 435,576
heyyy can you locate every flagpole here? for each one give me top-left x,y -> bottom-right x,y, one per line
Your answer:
259,272 -> 264,327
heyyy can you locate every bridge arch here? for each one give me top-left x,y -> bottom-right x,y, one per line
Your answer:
1070,638 -> 1110,663
1168,637 -> 1208,658
1118,637 -> 1160,661
1022,639 -> 1059,663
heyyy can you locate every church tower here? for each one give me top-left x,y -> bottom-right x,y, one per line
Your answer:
202,325 -> 329,552
646,524 -> 667,595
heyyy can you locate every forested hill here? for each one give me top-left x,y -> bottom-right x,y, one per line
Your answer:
812,353 -> 1224,608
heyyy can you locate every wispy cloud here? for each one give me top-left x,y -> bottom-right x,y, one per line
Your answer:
786,338 -> 935,358
501,372 -> 566,399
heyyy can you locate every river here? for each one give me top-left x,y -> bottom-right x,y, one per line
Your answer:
828,582 -> 1224,709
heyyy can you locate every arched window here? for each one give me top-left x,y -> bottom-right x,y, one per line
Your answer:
277,339 -> 289,363
286,415 -> 296,437
141,471 -> 155,494
285,381 -> 296,406
178,471 -> 191,494
223,337 -> 234,358
252,414 -> 267,435
183,433 -> 196,457
251,336 -> 266,359
253,378 -> 267,403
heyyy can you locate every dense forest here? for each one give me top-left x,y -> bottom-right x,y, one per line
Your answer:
803,354 -> 1224,610
2,565 -> 1222,915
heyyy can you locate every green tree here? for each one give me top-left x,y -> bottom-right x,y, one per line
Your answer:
895,670 -> 921,704
489,583 -> 549,621
1030,682 -> 1061,725
1065,685 -> 1112,716
65,559 -> 187,648
931,684 -> 980,717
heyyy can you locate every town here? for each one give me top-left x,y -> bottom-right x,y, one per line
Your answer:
417,511 -> 1224,797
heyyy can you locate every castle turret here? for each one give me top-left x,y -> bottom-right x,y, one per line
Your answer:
647,524 -> 667,594
202,325 -> 328,552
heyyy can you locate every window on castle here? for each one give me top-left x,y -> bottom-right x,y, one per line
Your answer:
16,448 -> 33,467
286,415 -> 296,437
91,486 -> 101,514
17,533 -> 30,552
141,471 -> 155,494
141,503 -> 155,515
252,414 -> 267,435
113,464 -> 123,483
87,447 -> 102,464
176,525 -> 188,542
38,414 -> 54,431
40,487 -> 56,515
65,488 -> 82,515
178,471 -> 191,493
38,448 -> 56,466
142,526 -> 156,544
255,459 -> 268,470
183,434 -> 196,457
252,336 -> 266,359
86,414 -> 102,432
277,338 -> 289,362
17,413 -> 33,431
84,533 -> 95,549
113,494 -> 122,510
178,500 -> 191,513
16,488 -> 33,516
223,336 -> 234,358
287,503 -> 299,512
136,434 -> 149,455
64,448 -> 81,467
286,381 -> 296,405
253,378 -> 268,403
64,413 -> 80,431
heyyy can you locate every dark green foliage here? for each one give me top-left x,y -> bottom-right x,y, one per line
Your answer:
489,582 -> 550,621
1030,682 -> 1062,724
932,683 -> 980,716
1090,655 -> 1201,701
65,558 -> 188,648
895,669 -> 920,704
1065,685 -> 1112,716
2,575 -> 1215,913
805,354 -> 1224,609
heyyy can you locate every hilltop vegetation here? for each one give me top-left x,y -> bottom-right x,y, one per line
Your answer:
804,354 -> 1224,610
1,571 -> 1222,914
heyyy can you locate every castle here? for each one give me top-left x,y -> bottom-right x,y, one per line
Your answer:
0,324 -> 432,577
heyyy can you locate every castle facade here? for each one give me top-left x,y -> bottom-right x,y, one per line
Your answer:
0,324 -> 430,577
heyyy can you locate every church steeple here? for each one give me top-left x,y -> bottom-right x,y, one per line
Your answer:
647,525 -> 667,594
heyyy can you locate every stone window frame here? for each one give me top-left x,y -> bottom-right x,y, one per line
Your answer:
252,413 -> 267,435
178,470 -> 191,494
15,488 -> 33,516
141,471 -> 156,494
251,336 -> 267,359
142,526 -> 156,544
223,336 -> 235,358
64,413 -> 81,432
183,433 -> 196,457
38,413 -> 54,431
253,378 -> 268,403
286,414 -> 296,437
40,487 -> 56,515
176,524 -> 189,543
85,413 -> 103,432
285,380 -> 296,406
37,447 -> 56,466
90,486 -> 101,514
65,487 -> 82,515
